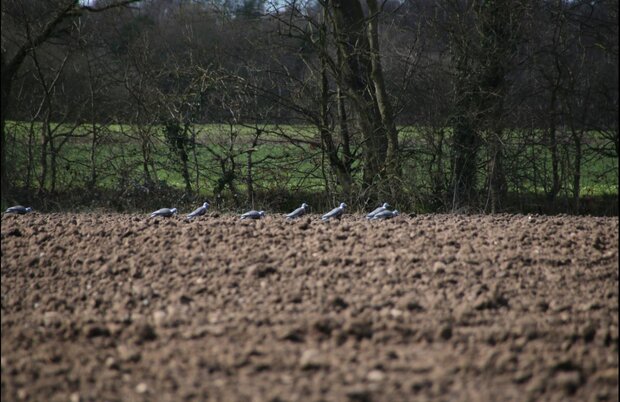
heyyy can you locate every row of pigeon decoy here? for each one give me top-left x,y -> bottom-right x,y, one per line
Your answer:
150,201 -> 399,221
5,202 -> 399,221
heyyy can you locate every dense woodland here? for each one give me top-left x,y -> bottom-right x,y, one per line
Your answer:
1,0 -> 618,214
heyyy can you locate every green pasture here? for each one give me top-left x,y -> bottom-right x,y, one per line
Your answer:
4,121 -> 618,202
4,121 -> 328,196
399,126 -> 618,198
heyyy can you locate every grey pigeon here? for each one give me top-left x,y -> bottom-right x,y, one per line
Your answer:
366,202 -> 391,219
187,202 -> 209,219
150,207 -> 178,218
370,209 -> 400,220
321,202 -> 346,221
240,210 -> 265,220
286,203 -> 309,219
5,205 -> 33,214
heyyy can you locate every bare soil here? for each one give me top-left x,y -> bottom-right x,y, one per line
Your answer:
1,212 -> 618,402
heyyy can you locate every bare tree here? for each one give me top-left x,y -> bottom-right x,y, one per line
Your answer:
1,0 -> 140,204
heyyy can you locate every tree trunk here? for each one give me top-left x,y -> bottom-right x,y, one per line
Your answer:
39,120 -> 49,195
192,127 -> 200,192
336,86 -> 353,178
141,137 -> 153,187
430,130 -> 446,206
27,124 -> 35,191
488,131 -> 507,213
1,58 -> 15,202
450,47 -> 479,211
89,123 -> 98,191
318,13 -> 352,198
546,89 -> 561,204
572,134 -> 582,213
451,115 -> 478,211
88,65 -> 98,191
227,156 -> 239,206
329,0 -> 386,196
180,124 -> 192,195
247,150 -> 254,207
247,129 -> 261,207
366,0 -> 401,198
50,128 -> 57,194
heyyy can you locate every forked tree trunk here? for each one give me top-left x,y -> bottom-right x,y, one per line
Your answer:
329,0 -> 390,199
318,12 -> 352,198
366,0 -> 401,198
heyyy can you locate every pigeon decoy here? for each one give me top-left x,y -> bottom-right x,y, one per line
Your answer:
286,203 -> 309,219
5,206 -> 33,214
370,209 -> 400,220
366,202 -> 391,219
240,210 -> 265,220
150,207 -> 178,218
187,202 -> 209,219
321,202 -> 346,221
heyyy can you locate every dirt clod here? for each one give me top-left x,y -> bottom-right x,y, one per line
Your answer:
299,349 -> 327,370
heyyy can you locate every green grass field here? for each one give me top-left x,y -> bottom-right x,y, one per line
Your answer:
4,121 -> 618,212
4,121 -> 328,195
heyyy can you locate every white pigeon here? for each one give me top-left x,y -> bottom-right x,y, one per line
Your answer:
371,209 -> 399,220
321,202 -> 346,221
187,202 -> 209,219
240,210 -> 265,220
286,203 -> 309,219
366,202 -> 391,219
150,207 -> 178,218
5,205 -> 33,214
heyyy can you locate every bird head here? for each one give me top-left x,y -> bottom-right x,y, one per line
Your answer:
340,202 -> 347,209
258,211 -> 265,217
25,207 -> 33,212
301,203 -> 309,209
383,202 -> 391,209
171,208 -> 178,214
203,202 -> 210,208
393,210 -> 399,216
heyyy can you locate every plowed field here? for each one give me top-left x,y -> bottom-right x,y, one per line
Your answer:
1,213 -> 618,402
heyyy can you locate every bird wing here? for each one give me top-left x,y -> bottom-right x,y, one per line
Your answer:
7,206 -> 27,213
367,206 -> 385,218
322,207 -> 341,220
287,207 -> 304,218
187,206 -> 205,218
241,210 -> 258,219
372,210 -> 393,220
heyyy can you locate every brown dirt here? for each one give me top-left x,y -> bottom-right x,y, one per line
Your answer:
1,212 -> 618,402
